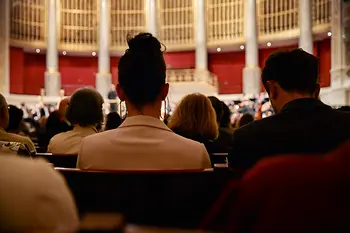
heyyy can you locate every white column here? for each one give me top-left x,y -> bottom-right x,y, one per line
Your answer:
299,0 -> 313,54
321,0 -> 350,105
45,0 -> 60,96
96,0 -> 112,99
330,0 -> 350,88
243,0 -> 260,96
194,0 -> 208,82
146,0 -> 157,36
0,0 -> 10,95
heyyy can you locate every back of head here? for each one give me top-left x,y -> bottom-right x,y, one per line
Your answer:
168,93 -> 218,141
208,96 -> 223,124
238,113 -> 254,128
105,112 -> 122,130
0,94 -> 9,129
58,97 -> 70,120
65,88 -> 104,127
118,33 -> 166,108
6,105 -> 24,132
262,49 -> 319,95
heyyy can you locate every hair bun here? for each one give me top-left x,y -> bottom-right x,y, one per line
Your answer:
127,33 -> 164,53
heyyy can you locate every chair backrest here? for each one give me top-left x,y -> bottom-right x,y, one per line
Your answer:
57,168 -> 235,229
35,153 -> 77,168
210,152 -> 228,164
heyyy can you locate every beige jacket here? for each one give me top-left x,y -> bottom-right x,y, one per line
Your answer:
0,155 -> 79,232
0,128 -> 36,154
48,125 -> 98,155
77,115 -> 211,170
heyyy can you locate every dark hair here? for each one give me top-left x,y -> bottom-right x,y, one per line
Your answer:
262,49 -> 319,94
118,33 -> 166,108
208,96 -> 223,123
238,113 -> 254,128
105,112 -> 122,130
6,105 -> 23,132
220,102 -> 232,127
66,88 -> 104,127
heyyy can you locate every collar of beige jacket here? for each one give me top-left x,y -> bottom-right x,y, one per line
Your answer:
119,115 -> 172,132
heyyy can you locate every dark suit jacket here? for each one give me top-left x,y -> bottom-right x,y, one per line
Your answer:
228,98 -> 350,173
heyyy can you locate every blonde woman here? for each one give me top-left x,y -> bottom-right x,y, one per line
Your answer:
168,93 -> 219,152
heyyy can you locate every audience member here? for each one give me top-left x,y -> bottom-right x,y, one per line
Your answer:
237,113 -> 254,128
6,105 -> 29,136
38,97 -> 73,148
48,88 -> 103,155
207,97 -> 233,152
77,33 -> 211,170
105,112 -> 122,130
0,154 -> 79,232
168,93 -> 219,152
228,49 -> 350,174
0,94 -> 36,154
220,102 -> 234,133
108,84 -> 118,112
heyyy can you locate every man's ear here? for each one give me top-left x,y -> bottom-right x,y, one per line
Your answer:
266,80 -> 278,100
116,84 -> 125,101
161,83 -> 169,101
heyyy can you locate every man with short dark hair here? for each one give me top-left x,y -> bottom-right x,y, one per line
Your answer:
228,49 -> 350,174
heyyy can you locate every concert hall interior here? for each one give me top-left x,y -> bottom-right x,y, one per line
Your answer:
0,0 -> 350,232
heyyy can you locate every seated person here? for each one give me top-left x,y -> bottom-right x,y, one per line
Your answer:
207,96 -> 233,152
237,113 -> 254,128
168,93 -> 219,153
0,154 -> 78,232
228,49 -> 350,174
0,94 -> 36,154
48,88 -> 103,155
38,97 -> 73,149
6,105 -> 29,136
77,33 -> 211,170
105,112 -> 122,131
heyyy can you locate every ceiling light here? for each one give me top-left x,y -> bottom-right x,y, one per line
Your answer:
216,47 -> 221,52
327,32 -> 332,37
92,52 -> 96,56
35,49 -> 40,53
240,45 -> 245,50
62,51 -> 67,55
267,42 -> 272,47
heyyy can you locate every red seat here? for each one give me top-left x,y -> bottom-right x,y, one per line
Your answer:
201,140 -> 350,233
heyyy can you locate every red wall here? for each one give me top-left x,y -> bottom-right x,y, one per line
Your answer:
163,51 -> 195,69
316,39 -> 331,87
111,57 -> 120,85
23,53 -> 46,95
10,47 -> 24,94
208,51 -> 245,94
9,40 -> 331,95
59,56 -> 98,95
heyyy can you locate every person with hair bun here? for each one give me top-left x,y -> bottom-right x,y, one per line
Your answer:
77,33 -> 211,170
